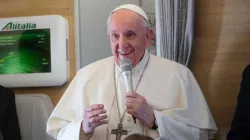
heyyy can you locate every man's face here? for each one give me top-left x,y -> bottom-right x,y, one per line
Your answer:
108,9 -> 153,67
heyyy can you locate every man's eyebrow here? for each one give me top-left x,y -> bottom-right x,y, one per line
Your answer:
122,29 -> 137,33
111,30 -> 118,32
110,30 -> 117,33
110,29 -> 137,34
126,30 -> 136,33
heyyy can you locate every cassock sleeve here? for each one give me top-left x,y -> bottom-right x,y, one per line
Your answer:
152,110 -> 209,140
148,68 -> 217,140
46,72 -> 91,140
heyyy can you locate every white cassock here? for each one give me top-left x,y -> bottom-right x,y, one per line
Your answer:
46,51 -> 217,140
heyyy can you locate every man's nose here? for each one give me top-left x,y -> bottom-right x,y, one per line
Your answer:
118,36 -> 129,48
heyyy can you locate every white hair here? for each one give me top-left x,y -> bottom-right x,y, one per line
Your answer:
107,14 -> 150,32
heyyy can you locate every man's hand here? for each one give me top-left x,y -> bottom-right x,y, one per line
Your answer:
125,92 -> 155,128
82,104 -> 108,134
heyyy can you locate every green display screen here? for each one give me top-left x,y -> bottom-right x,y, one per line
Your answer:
0,29 -> 51,74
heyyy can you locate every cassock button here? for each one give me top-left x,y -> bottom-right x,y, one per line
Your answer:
127,119 -> 131,122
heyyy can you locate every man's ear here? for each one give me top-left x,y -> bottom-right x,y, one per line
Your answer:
147,29 -> 154,39
145,28 -> 154,47
107,32 -> 110,38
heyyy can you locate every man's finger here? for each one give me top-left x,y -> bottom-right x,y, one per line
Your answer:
125,92 -> 137,98
125,103 -> 134,109
95,115 -> 108,122
87,109 -> 106,118
125,97 -> 135,103
86,104 -> 104,112
89,117 -> 97,124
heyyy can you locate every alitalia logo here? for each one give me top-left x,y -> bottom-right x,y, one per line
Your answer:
1,22 -> 36,31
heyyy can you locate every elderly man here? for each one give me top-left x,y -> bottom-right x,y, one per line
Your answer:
46,4 -> 217,140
